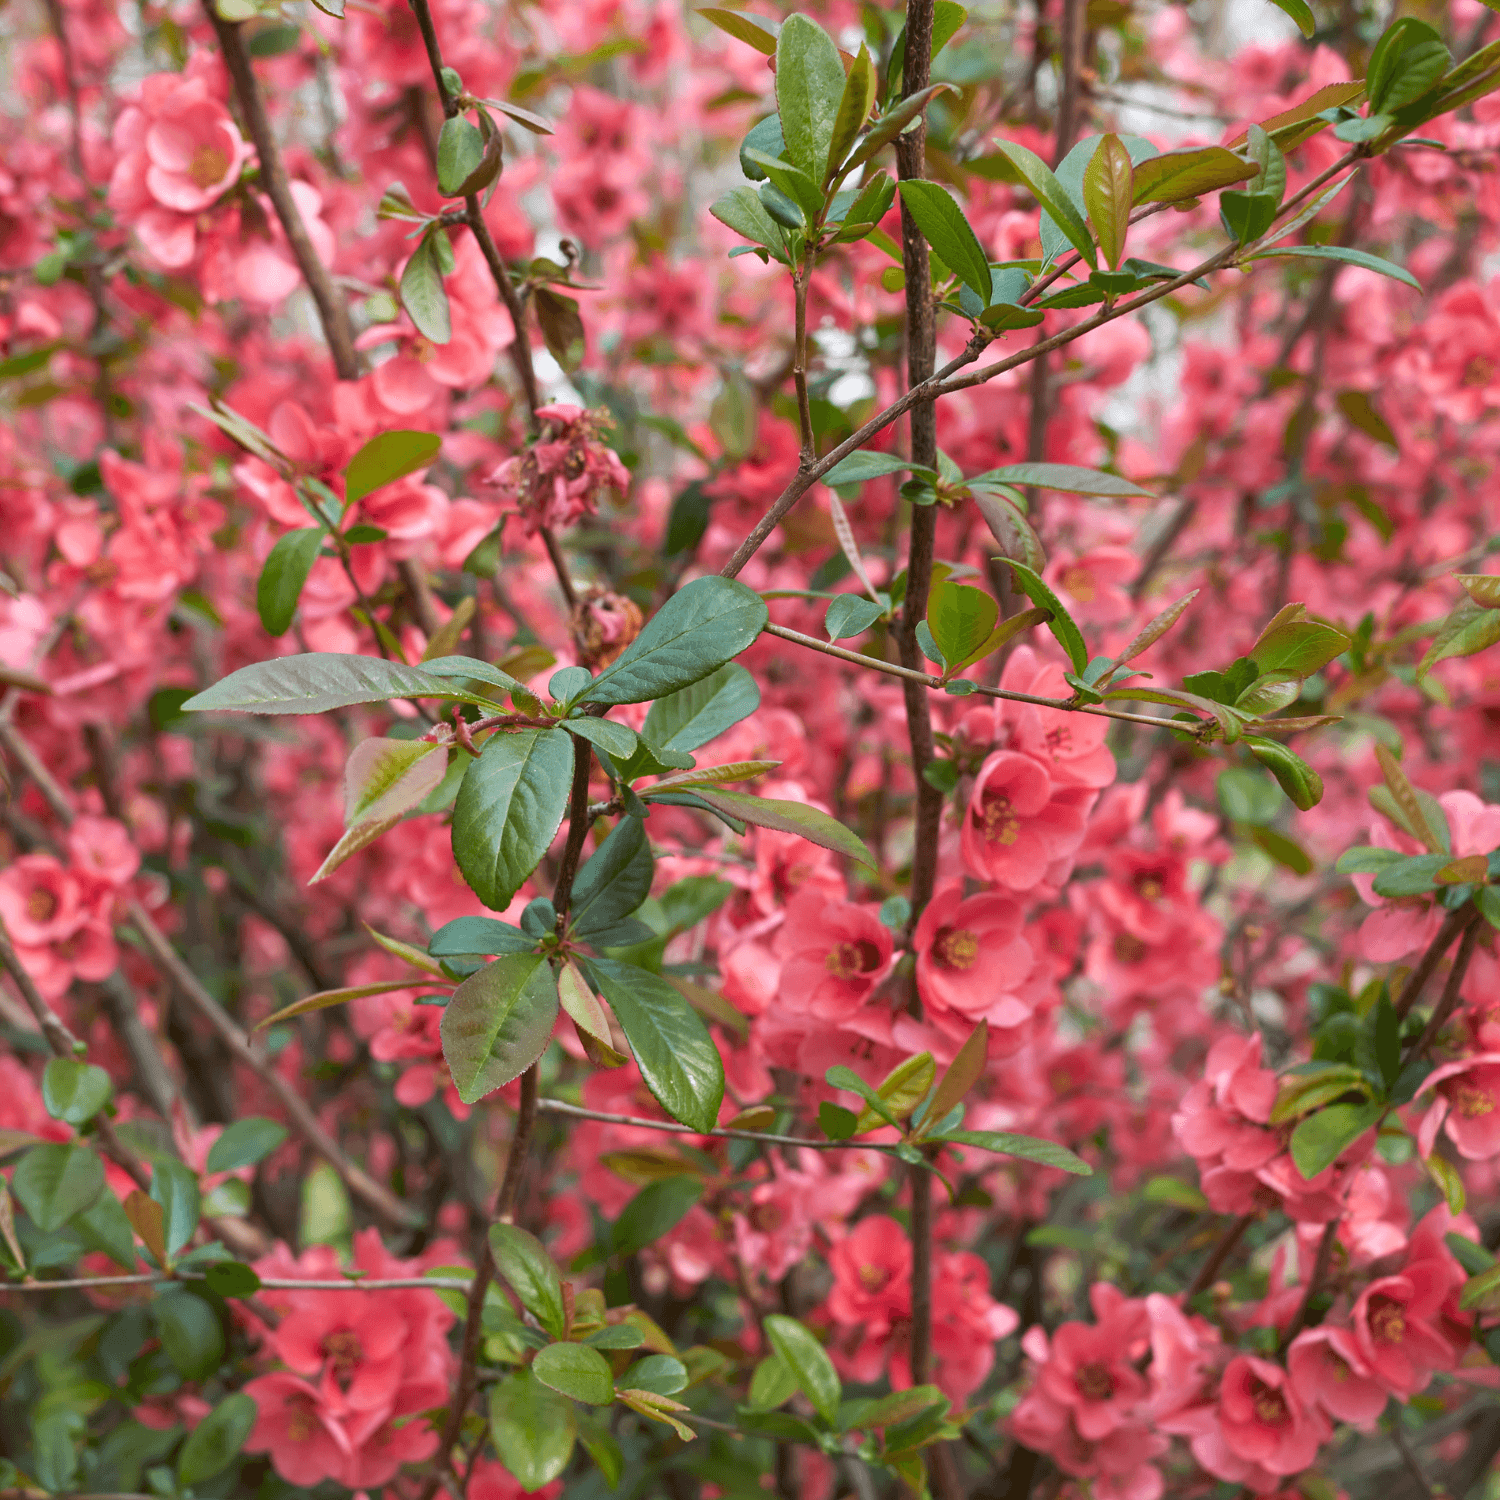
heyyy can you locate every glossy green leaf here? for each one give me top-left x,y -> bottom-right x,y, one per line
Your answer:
1082,133 -> 1133,269
776,13 -> 845,183
440,954 -> 558,1104
973,462 -> 1149,498
429,915 -> 536,956
312,736 -> 448,882
1246,736 -> 1325,810
590,959 -> 724,1133
41,1059 -> 112,1126
534,1341 -> 614,1405
826,595 -> 886,640
1250,244 -> 1419,289
822,449 -> 919,487
345,430 -> 442,506
256,528 -> 322,637
613,1177 -> 705,1258
1002,561 -> 1088,673
928,582 -> 999,673
490,1369 -> 577,1490
570,816 -> 654,938
1267,0 -> 1315,38
205,1118 -> 288,1175
931,1128 -> 1092,1174
710,186 -> 791,262
12,1143 -> 104,1231
896,180 -> 993,301
436,115 -> 485,195
1417,597 -> 1500,681
643,662 -> 761,754
452,727 -> 573,911
150,1159 -> 201,1258
659,787 -> 876,870
764,1314 -> 841,1424
990,138 -> 1097,268
400,231 -> 452,344
1131,145 -> 1257,204
1289,1100 -> 1383,1178
178,1393 -> 256,1485
624,1353 -> 689,1396
154,1290 -> 223,1380
581,577 -> 768,707
183,653 -> 494,715
489,1223 -> 568,1339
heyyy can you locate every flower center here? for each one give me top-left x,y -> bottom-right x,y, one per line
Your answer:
1062,566 -> 1096,602
932,926 -> 979,971
27,889 -> 57,922
323,1328 -> 363,1373
1251,1382 -> 1288,1424
1132,869 -> 1166,902
825,940 -> 881,980
751,1202 -> 784,1232
858,1262 -> 890,1292
1464,355 -> 1495,387
1076,1362 -> 1113,1400
1370,1298 -> 1406,1345
1113,931 -> 1148,964
975,788 -> 1021,846
188,141 -> 231,190
1454,1083 -> 1495,1118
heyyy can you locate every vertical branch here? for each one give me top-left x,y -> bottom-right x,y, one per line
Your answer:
792,262 -> 816,458
203,4 -> 359,380
894,0 -> 944,926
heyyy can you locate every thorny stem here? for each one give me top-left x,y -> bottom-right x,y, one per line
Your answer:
719,151 -> 1364,583
204,3 -> 359,380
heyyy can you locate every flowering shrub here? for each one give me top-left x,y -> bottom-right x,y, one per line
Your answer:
5,0 -> 1500,1498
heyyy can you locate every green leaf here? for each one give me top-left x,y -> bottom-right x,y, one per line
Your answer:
845,83 -> 956,174
643,662 -> 760,754
1250,244 -> 1420,289
1457,574 -> 1500,608
151,1159 -> 201,1257
256,528 -> 322,637
612,1177 -> 704,1258
764,1314 -> 841,1424
440,954 -> 558,1104
73,1189 -> 138,1271
400,230 -> 452,344
564,717 -> 637,762
896,180 -> 993,302
928,582 -> 999,673
1417,597 -> 1500,681
932,1128 -> 1092,1174
1336,845 -> 1403,875
1002,560 -> 1088,673
1246,736 -> 1325,810
1290,1100 -> 1383,1178
1370,852 -> 1453,898
657,787 -> 876,870
826,595 -> 886,640
822,449 -> 919,487
178,1393 -> 256,1485
205,1118 -> 288,1175
710,186 -> 791,263
1131,145 -> 1257,205
581,577 -> 768,707
452,727 -> 573,911
1142,1176 -> 1209,1210
1448,1232 -> 1495,1276
1267,0 -> 1315,38
820,1100 -> 858,1140
570,817 -> 654,938
776,13 -> 845,183
1367,19 -> 1450,114
490,1369 -> 577,1490
971,462 -> 1149,498
534,1342 -> 615,1405
1460,1263 -> 1500,1312
345,430 -> 442,506
589,959 -> 725,1133
826,44 -> 875,179
1216,766 -> 1283,825
489,1223 -> 568,1338
204,1261 -> 262,1298
534,288 -> 586,372
436,115 -> 485,195
990,138 -> 1097,268
154,1290 -> 223,1380
429,915 -> 535,956
857,1052 -> 934,1133
624,1354 -> 689,1396
41,1059 -> 112,1126
739,113 -> 785,180
182,653 -> 492,715
927,1022 -> 989,1125
12,1143 -> 104,1231
699,6 -> 778,55
312,736 -> 449,883
1082,133 -> 1133,269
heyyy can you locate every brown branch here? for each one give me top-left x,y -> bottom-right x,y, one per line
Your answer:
1408,910 -> 1482,1062
1393,904 -> 1476,1020
1283,1218 -> 1339,1344
1184,1212 -> 1254,1299
203,3 -> 359,379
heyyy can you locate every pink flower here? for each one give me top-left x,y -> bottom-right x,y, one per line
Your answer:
912,881 -> 1036,1029
0,855 -> 83,945
998,646 -> 1117,790
1037,1306 -> 1150,1440
826,1215 -> 911,1327
1171,1033 -> 1281,1174
1415,1052 -> 1500,1160
1045,547 -> 1138,625
960,750 -> 1091,890
240,1372 -> 355,1487
107,62 -> 249,268
66,815 -> 140,887
774,899 -> 892,1021
1212,1355 -> 1329,1476
1287,1326 -> 1388,1431
1351,1268 -> 1457,1396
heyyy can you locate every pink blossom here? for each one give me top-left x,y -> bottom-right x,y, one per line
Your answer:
1287,1326 -> 1388,1430
961,750 -> 1091,890
912,880 -> 1036,1030
774,899 -> 892,1021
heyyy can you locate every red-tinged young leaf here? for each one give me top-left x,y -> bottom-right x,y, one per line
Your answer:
1082,133 -> 1133,269
925,1020 -> 988,1126
124,1189 -> 167,1265
255,978 -> 452,1031
1116,590 -> 1198,665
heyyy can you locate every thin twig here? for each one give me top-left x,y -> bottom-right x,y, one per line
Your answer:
1184,1212 -> 1254,1299
3,1272 -> 473,1295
